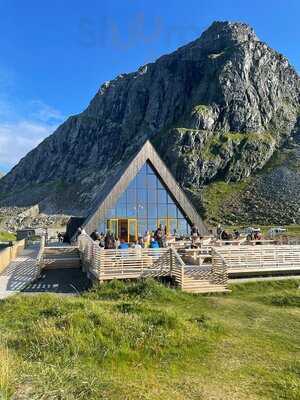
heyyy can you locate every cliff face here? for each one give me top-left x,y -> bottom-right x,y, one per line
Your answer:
0,21 -> 299,221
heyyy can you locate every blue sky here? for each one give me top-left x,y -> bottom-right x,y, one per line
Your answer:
0,0 -> 299,173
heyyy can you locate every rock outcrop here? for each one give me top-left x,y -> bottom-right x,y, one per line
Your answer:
0,21 -> 299,222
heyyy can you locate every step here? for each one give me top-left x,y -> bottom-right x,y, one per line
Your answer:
45,254 -> 80,260
183,283 -> 226,289
183,286 -> 229,293
44,250 -> 79,256
182,281 -> 212,287
43,258 -> 81,270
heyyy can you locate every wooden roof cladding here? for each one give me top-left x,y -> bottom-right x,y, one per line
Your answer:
83,140 -> 208,235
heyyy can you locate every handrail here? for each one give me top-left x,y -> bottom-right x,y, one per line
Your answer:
169,246 -> 186,286
36,235 -> 46,274
211,248 -> 229,285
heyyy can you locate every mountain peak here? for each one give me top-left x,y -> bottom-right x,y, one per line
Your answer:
197,21 -> 259,52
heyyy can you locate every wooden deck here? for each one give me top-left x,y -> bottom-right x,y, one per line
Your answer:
78,234 -> 229,293
71,235 -> 300,293
215,245 -> 300,276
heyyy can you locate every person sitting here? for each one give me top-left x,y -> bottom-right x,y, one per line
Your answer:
221,230 -> 231,241
234,230 -> 240,239
150,237 -> 159,248
138,237 -> 144,248
154,227 -> 163,247
118,239 -> 129,249
115,236 -> 120,249
90,230 -> 100,241
191,224 -> 200,239
134,240 -> 142,249
105,232 -> 115,249
254,231 -> 262,240
217,224 -> 223,240
98,233 -> 105,247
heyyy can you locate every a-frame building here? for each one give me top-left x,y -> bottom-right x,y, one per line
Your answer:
82,140 -> 207,240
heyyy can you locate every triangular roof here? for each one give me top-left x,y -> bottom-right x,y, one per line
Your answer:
83,140 -> 207,235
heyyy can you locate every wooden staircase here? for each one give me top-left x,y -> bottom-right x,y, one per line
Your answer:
43,246 -> 81,270
182,275 -> 229,293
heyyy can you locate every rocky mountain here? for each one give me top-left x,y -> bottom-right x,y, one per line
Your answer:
0,21 -> 299,224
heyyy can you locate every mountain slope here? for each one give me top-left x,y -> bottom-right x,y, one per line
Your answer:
0,21 -> 299,221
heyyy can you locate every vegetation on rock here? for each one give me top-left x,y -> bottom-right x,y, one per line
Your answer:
0,21 -> 298,223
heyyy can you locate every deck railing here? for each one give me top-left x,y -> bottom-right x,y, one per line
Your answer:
36,235 -> 46,271
169,246 -> 185,288
211,248 -> 229,285
78,234 -> 170,280
215,245 -> 300,273
78,234 -> 230,291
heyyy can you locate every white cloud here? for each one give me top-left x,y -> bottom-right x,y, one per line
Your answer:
0,120 -> 59,166
0,87 -> 65,172
28,100 -> 65,123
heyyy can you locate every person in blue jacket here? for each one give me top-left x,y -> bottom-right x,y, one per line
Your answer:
150,238 -> 159,248
118,239 -> 129,249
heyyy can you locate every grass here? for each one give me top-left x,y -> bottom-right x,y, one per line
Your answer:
0,279 -> 299,399
203,179 -> 251,222
0,231 -> 16,242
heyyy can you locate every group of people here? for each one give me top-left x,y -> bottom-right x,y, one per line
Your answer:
89,225 -> 168,250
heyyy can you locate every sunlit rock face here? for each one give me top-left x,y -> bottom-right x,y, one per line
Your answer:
0,21 -> 299,219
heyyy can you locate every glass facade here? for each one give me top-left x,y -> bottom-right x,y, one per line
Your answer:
98,162 -> 190,240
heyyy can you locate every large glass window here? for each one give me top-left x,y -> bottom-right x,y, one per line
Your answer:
99,161 -> 191,238
157,189 -> 167,204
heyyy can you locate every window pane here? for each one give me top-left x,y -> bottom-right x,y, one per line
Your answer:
167,194 -> 175,204
136,174 -> 147,188
109,220 -> 118,237
168,204 -> 177,218
177,208 -> 185,219
129,220 -> 137,242
146,163 -> 155,174
147,174 -> 157,189
178,219 -> 188,235
138,220 -> 147,236
106,208 -> 115,218
137,188 -> 147,203
118,192 -> 127,204
138,164 -> 147,175
127,189 -> 136,203
99,222 -> 105,234
148,203 -> 157,218
127,204 -> 137,217
115,198 -> 123,209
169,220 -> 177,236
116,205 -> 126,217
137,203 -> 147,217
157,189 -> 167,203
127,177 -> 136,190
157,205 -> 167,218
148,219 -> 157,233
147,189 -> 157,203
157,178 -> 164,189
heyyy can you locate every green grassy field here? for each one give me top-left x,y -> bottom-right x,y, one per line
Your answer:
0,279 -> 299,400
0,231 -> 16,242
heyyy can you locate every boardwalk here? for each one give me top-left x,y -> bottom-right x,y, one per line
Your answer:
0,245 -> 40,299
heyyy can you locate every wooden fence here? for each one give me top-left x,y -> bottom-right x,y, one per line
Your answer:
0,239 -> 25,273
77,234 -> 229,292
78,234 -> 170,281
215,245 -> 300,274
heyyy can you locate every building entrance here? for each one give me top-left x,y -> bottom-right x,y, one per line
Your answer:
107,219 -> 138,242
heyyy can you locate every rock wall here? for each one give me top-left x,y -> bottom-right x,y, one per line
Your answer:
0,21 -> 299,222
